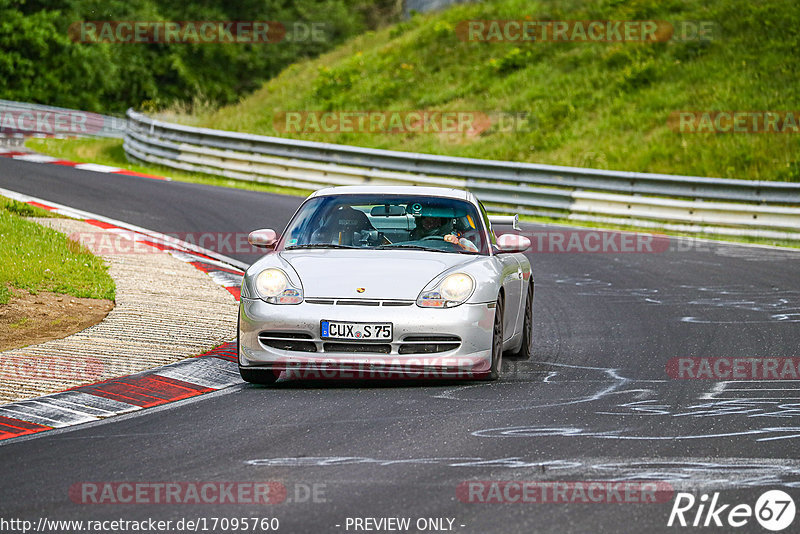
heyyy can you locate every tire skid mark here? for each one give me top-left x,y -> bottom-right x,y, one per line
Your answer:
243,455 -> 800,489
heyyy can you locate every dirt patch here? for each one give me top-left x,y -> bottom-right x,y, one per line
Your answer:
0,288 -> 114,351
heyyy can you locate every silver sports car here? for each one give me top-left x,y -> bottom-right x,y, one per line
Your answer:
238,185 -> 533,384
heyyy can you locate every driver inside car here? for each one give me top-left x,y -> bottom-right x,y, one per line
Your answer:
409,209 -> 479,252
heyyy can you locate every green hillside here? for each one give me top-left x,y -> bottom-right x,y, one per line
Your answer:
177,0 -> 799,182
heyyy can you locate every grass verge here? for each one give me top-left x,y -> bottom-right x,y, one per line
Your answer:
0,196 -> 115,305
1,197 -> 63,219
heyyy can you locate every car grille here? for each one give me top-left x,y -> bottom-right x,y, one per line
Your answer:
398,335 -> 461,354
334,300 -> 380,306
258,333 -> 460,355
305,299 -> 414,307
323,342 -> 392,354
258,331 -> 317,352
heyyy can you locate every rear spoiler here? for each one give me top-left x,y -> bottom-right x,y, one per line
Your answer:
488,214 -> 520,230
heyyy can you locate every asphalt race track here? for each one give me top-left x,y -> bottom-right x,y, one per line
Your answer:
1,157 -> 800,533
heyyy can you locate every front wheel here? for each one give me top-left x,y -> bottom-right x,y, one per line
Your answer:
239,366 -> 279,385
486,295 -> 504,380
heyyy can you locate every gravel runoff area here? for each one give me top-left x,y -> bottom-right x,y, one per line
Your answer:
0,218 -> 239,404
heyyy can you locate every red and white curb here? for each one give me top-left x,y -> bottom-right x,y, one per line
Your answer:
0,343 -> 240,440
0,148 -> 165,180
0,188 -> 249,442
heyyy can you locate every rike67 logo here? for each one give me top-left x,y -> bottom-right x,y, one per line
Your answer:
668,490 -> 796,531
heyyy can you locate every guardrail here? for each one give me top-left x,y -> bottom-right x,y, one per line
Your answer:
124,109 -> 800,240
0,99 -> 125,139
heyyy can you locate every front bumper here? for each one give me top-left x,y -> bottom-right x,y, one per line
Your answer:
239,297 -> 495,379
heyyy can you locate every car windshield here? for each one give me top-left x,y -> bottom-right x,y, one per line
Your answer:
281,194 -> 488,255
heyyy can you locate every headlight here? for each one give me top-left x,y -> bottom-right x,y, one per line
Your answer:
255,268 -> 303,304
441,273 -> 473,301
417,273 -> 474,308
256,269 -> 288,297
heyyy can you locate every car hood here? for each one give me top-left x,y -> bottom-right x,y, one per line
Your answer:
279,249 -> 477,300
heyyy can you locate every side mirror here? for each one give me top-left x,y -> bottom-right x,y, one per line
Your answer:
248,228 -> 278,248
496,233 -> 531,253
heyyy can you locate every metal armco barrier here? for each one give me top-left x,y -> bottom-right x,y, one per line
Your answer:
0,99 -> 125,139
124,109 -> 800,240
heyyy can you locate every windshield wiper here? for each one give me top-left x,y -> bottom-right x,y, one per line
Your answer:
378,244 -> 482,255
377,244 -> 447,252
285,244 -> 357,249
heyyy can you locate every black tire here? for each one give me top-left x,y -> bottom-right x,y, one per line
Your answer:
486,295 -> 504,381
239,366 -> 279,385
508,281 -> 534,360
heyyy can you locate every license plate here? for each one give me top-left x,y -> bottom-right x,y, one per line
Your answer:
320,320 -> 392,341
